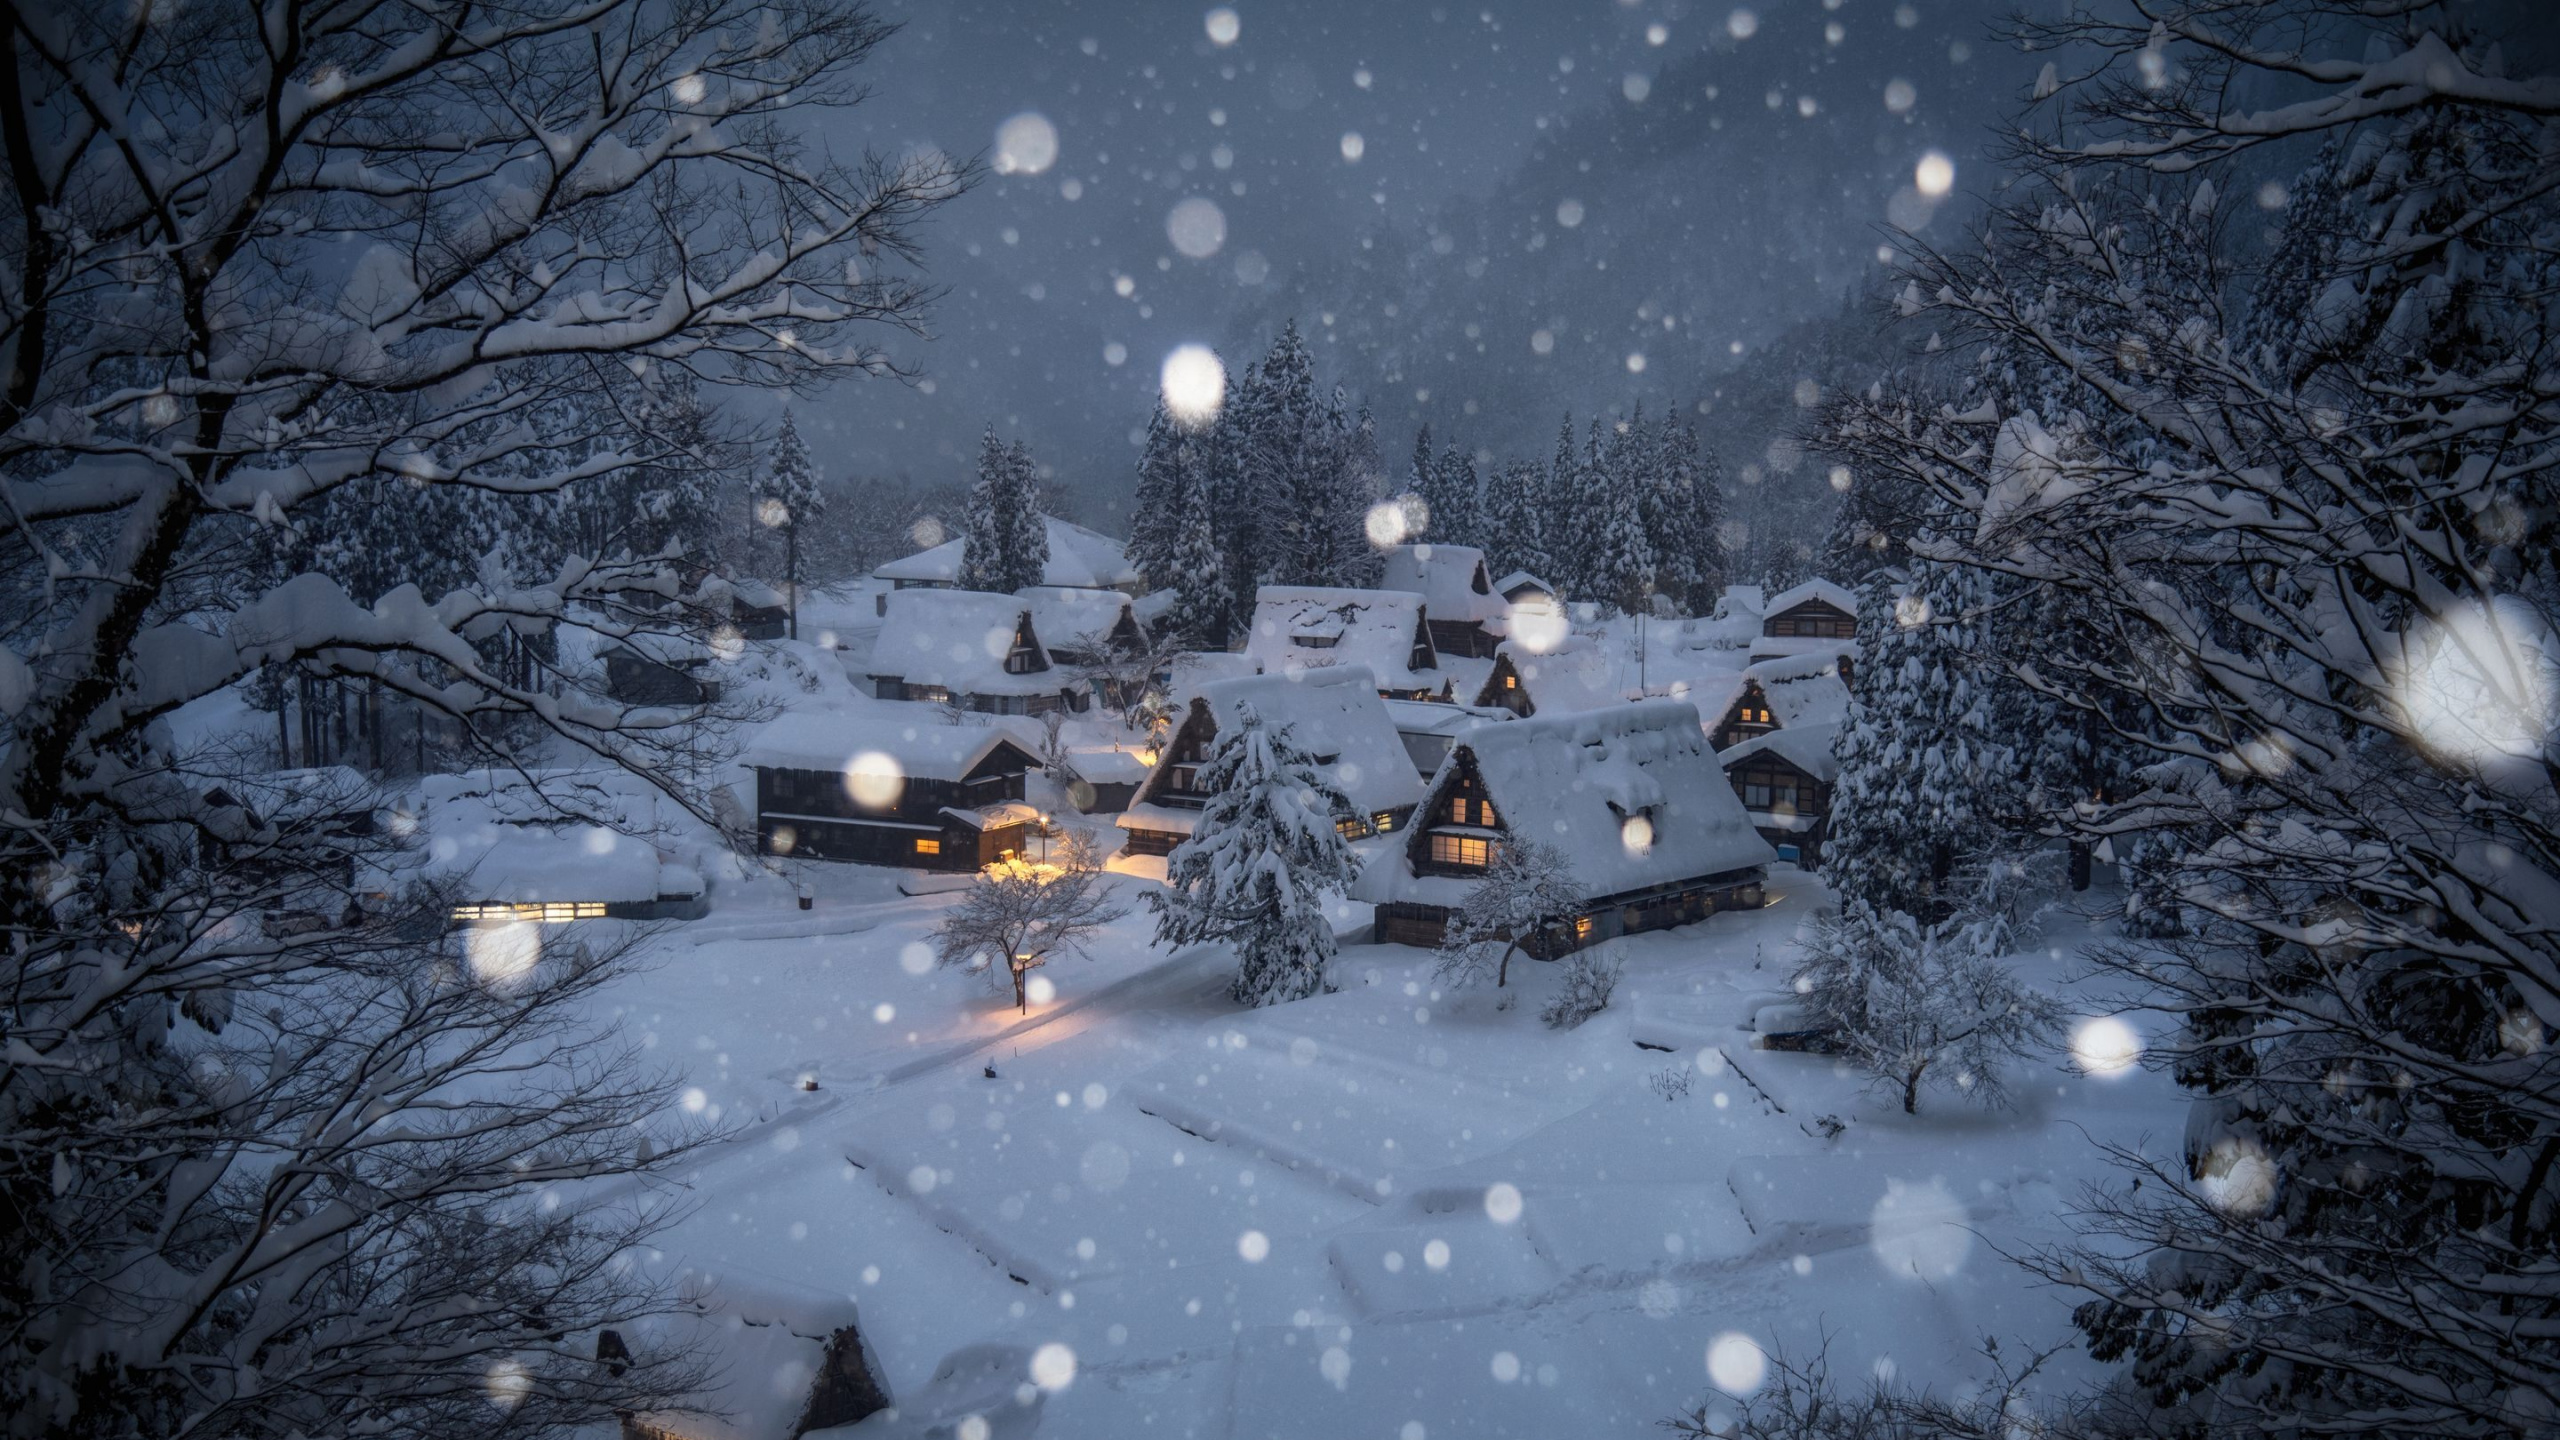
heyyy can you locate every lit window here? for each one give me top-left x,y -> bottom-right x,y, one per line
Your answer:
915,838 -> 941,855
450,901 -> 605,923
1429,834 -> 1492,868
1373,811 -> 1395,832
1573,914 -> 1594,938
1503,674 -> 1517,689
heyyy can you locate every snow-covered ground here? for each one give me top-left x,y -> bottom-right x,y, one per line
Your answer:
588,853 -> 2181,1440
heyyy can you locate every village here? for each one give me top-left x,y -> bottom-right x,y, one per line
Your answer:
198,503 -> 2177,1440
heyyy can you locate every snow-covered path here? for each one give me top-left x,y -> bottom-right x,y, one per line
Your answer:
608,869 -> 2183,1439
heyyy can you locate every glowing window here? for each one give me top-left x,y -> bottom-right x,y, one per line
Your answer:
1503,674 -> 1517,689
1429,834 -> 1492,868
1574,914 -> 1594,938
915,838 -> 942,855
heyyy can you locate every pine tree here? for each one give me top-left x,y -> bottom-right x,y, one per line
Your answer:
1001,438 -> 1049,591
1582,417 -> 1653,614
1405,423 -> 1435,519
1422,443 -> 1482,550
1542,414 -> 1585,598
1650,418 -> 1725,615
1147,702 -> 1356,1006
1483,459 -> 1550,585
1162,443 -> 1229,645
1820,562 -> 2011,923
764,410 -> 822,639
959,423 -> 1008,592
1128,401 -> 1188,589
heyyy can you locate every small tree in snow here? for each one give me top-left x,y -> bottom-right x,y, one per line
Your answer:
1799,902 -> 2061,1115
932,833 -> 1127,1012
1436,838 -> 1582,989
1539,948 -> 1622,1031
1147,702 -> 1356,1007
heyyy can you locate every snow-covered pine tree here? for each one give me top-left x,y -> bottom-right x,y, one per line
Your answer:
1819,562 -> 2012,923
1837,7 -> 2560,1429
1001,438 -> 1050,591
1127,400 -> 1186,589
0,2 -> 962,1433
765,410 -> 823,638
1162,445 -> 1230,645
1650,418 -> 1726,615
1147,702 -> 1357,1007
1424,443 -> 1483,551
1207,345 -> 1269,617
1583,417 -> 1654,615
1484,459 -> 1551,587
1542,414 -> 1586,599
959,423 -> 1009,592
1405,423 -> 1436,526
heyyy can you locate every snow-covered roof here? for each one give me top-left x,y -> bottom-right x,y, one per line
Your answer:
1353,699 -> 1774,908
1378,544 -> 1507,627
1717,584 -> 1766,620
429,823 -> 684,904
1763,578 -> 1858,619
1063,746 -> 1155,784
741,709 -> 1038,780
1486,628 -> 1643,714
1494,570 -> 1556,602
1382,697 -> 1513,741
1716,721 -> 1842,783
873,514 -> 1140,590
1133,665 -> 1427,823
1245,586 -> 1442,693
865,588 -> 1060,697
1750,653 -> 1853,728
1019,585 -> 1139,652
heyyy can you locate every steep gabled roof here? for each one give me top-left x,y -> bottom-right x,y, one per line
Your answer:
1378,544 -> 1507,627
1123,665 -> 1426,825
1018,585 -> 1140,654
1716,721 -> 1843,783
866,589 -> 1060,697
1763,578 -> 1859,619
743,709 -> 1038,780
1750,652 -> 1853,728
873,514 -> 1140,589
1245,586 -> 1442,693
1353,699 -> 1774,907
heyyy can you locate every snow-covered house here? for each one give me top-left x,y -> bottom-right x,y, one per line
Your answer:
1717,722 -> 1842,868
1472,628 -> 1641,718
1245,586 -> 1447,700
1383,697 -> 1514,777
1703,651 -> 1852,750
1378,544 -> 1507,659
742,711 -> 1041,869
443,824 -> 709,923
872,514 -> 1141,608
1354,699 -> 1776,952
1058,745 -> 1154,815
1019,585 -> 1149,666
730,578 -> 791,640
1116,666 -> 1426,857
601,631 -> 721,707
865,589 -> 1082,716
1494,570 -> 1558,607
1749,578 -> 1860,670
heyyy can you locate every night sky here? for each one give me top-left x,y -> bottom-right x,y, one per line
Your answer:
791,0 -> 2049,522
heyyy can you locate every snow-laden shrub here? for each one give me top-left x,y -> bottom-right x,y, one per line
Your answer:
1539,947 -> 1621,1030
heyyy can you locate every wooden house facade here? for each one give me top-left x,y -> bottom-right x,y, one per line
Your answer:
743,715 -> 1041,870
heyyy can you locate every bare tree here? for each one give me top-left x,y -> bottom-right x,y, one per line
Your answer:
932,832 -> 1130,1012
1436,838 -> 1584,989
1798,904 -> 2062,1115
0,0 -> 965,1433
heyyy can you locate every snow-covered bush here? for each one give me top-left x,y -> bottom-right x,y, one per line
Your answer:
1539,947 -> 1622,1031
1147,703 -> 1357,1006
1436,838 -> 1583,989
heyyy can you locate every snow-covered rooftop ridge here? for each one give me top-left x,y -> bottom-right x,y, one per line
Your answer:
741,708 -> 1036,779
1493,569 -> 1555,598
1355,698 -> 1774,906
1382,697 -> 1514,737
1377,543 -> 1506,625
1018,585 -> 1138,648
1716,721 -> 1844,783
1244,586 -> 1440,692
433,823 -> 679,904
873,513 -> 1139,589
1748,654 -> 1853,728
1763,577 -> 1857,618
866,588 -> 1059,697
1189,664 -> 1427,817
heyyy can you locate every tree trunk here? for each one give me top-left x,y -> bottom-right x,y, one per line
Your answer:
1013,961 -> 1029,1013
1902,1061 -> 1926,1115
277,688 -> 293,768
1496,939 -> 1522,988
787,525 -> 800,641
